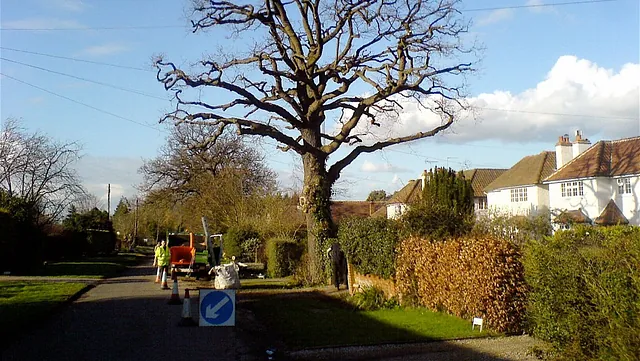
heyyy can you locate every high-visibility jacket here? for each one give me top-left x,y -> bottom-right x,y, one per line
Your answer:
155,245 -> 171,267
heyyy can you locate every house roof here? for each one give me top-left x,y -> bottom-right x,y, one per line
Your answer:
330,201 -> 385,221
484,151 -> 556,192
462,168 -> 508,197
554,209 -> 592,224
370,205 -> 387,218
594,200 -> 629,226
545,136 -> 640,182
387,179 -> 422,204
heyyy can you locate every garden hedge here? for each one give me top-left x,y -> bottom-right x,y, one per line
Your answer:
524,225 -> 640,360
396,235 -> 527,333
266,237 -> 304,278
338,217 -> 399,279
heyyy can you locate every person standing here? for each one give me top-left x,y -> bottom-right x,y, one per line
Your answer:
153,240 -> 171,287
327,242 -> 344,290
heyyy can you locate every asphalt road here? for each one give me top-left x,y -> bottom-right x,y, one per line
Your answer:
2,262 -> 253,361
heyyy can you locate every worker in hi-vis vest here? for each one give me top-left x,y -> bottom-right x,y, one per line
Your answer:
153,239 -> 171,283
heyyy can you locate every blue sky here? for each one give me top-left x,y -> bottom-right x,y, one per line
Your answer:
1,0 -> 639,205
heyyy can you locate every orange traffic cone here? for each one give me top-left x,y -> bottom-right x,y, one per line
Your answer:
160,269 -> 170,290
168,270 -> 181,305
178,289 -> 196,327
155,267 -> 161,283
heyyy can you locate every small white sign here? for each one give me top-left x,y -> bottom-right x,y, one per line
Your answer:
199,289 -> 235,327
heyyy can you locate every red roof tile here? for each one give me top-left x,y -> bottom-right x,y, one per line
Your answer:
546,136 -> 640,181
485,151 -> 556,192
462,168 -> 508,197
594,200 -> 629,226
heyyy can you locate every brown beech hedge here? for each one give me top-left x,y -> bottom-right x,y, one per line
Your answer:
396,235 -> 527,333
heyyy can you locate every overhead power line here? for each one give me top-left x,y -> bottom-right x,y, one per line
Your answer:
0,47 -> 151,72
1,73 -> 165,132
478,107 -> 638,121
1,57 -> 168,100
3,46 -> 633,121
0,0 -> 618,31
464,0 -> 616,12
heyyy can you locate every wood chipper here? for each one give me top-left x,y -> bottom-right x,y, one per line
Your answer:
167,231 -> 223,278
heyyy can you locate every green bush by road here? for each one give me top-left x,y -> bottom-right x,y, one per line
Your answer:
525,225 -> 640,360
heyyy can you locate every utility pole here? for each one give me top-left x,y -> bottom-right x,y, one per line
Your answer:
107,184 -> 111,220
132,197 -> 138,250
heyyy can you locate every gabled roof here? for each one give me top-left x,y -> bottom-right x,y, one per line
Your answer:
462,168 -> 508,197
484,151 -> 556,192
330,201 -> 385,221
594,200 -> 629,226
387,179 -> 422,204
545,136 -> 640,182
370,205 -> 387,218
554,209 -> 592,224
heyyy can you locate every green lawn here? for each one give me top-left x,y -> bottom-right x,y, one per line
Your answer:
0,281 -> 87,349
243,291 -> 497,350
22,254 -> 144,278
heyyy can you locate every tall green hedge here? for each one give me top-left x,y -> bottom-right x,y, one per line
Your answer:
266,237 -> 304,278
400,167 -> 474,239
224,225 -> 259,259
524,225 -> 640,360
337,217 -> 399,279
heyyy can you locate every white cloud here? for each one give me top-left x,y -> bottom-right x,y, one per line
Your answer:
76,43 -> 129,57
27,97 -> 46,105
361,160 -> 408,173
475,9 -> 514,26
526,0 -> 555,14
76,156 -> 143,208
343,56 -> 639,145
1,18 -> 85,30
46,0 -> 86,12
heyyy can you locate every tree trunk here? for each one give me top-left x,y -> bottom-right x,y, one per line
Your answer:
301,152 -> 336,284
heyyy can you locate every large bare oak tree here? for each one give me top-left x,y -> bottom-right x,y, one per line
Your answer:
155,0 -> 477,282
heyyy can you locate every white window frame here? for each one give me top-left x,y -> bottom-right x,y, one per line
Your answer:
617,178 -> 632,195
510,188 -> 528,202
560,181 -> 584,197
477,197 -> 488,210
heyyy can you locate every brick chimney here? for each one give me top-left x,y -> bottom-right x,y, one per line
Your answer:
555,134 -> 572,169
572,130 -> 591,158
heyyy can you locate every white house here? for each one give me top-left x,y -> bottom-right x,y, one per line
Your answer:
544,133 -> 640,227
375,168 -> 506,220
380,178 -> 423,219
462,168 -> 507,216
484,151 -> 557,216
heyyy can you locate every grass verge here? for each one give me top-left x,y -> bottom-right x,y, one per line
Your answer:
242,291 -> 497,350
22,254 -> 145,278
0,281 -> 88,350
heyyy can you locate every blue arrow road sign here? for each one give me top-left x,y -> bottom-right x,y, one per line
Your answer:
199,289 -> 235,326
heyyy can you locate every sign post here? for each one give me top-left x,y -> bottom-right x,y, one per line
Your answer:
198,289 -> 235,327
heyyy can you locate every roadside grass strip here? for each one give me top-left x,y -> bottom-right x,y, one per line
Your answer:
0,281 -> 88,348
22,254 -> 144,278
244,292 -> 498,350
